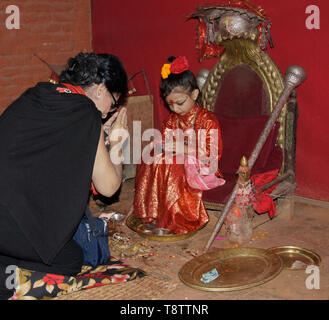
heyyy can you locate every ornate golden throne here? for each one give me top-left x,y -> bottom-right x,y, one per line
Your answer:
189,2 -> 304,220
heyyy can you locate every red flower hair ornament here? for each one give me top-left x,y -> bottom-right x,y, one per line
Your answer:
161,56 -> 189,79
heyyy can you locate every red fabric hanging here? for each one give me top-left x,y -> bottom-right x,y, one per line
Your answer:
251,169 -> 279,218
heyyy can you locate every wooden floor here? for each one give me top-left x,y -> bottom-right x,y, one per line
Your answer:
88,178 -> 329,300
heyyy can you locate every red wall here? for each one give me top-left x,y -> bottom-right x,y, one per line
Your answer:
92,0 -> 329,202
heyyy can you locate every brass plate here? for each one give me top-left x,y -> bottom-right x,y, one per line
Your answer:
178,248 -> 283,291
126,214 -> 207,242
266,246 -> 321,270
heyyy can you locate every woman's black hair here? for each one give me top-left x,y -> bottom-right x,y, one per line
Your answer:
59,52 -> 128,101
160,56 -> 199,101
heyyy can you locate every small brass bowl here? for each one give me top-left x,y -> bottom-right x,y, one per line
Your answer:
126,214 -> 207,242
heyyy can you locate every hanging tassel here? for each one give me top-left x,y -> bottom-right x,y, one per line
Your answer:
259,22 -> 267,50
266,24 -> 274,48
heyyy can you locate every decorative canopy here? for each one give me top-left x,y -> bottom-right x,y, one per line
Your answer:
188,0 -> 273,61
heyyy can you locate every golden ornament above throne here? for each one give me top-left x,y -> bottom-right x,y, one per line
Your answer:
189,1 -> 304,221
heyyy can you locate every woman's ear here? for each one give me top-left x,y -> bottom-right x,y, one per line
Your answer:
96,84 -> 104,98
85,83 -> 100,99
191,88 -> 199,101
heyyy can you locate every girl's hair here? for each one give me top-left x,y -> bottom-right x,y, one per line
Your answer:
59,52 -> 128,99
160,56 -> 199,101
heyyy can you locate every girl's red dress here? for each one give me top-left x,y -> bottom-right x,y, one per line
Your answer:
133,104 -> 223,234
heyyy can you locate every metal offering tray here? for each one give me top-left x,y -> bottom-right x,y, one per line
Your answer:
178,247 -> 283,291
266,246 -> 321,270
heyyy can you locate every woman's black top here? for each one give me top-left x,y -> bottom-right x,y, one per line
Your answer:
0,82 -> 101,265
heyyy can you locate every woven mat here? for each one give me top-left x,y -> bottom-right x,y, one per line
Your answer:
52,275 -> 177,300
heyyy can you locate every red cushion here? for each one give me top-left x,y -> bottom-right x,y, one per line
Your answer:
218,115 -> 279,173
203,146 -> 283,204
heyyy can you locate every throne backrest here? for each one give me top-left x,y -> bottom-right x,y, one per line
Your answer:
202,39 -> 286,173
196,8 -> 289,175
213,63 -> 270,118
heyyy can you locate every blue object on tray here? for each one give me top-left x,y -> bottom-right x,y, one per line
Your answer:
200,268 -> 219,283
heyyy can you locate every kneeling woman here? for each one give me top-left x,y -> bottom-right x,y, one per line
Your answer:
0,52 -> 128,299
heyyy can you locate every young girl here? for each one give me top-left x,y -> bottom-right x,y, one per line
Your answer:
133,56 -> 225,234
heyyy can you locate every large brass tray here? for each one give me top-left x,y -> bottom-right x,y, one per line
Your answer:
126,214 -> 207,242
178,248 -> 283,291
266,246 -> 321,270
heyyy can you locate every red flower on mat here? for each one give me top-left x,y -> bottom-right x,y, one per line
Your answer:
79,272 -> 122,280
78,272 -> 105,279
42,274 -> 65,285
91,272 -> 105,277
85,283 -> 105,290
110,274 -> 130,283
170,56 -> 189,74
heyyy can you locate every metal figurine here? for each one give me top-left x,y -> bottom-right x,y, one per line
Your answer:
224,156 -> 254,244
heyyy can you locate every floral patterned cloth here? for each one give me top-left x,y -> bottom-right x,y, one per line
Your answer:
9,259 -> 146,300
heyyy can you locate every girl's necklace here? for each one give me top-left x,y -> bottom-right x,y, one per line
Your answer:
176,104 -> 199,146
176,104 -> 199,130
